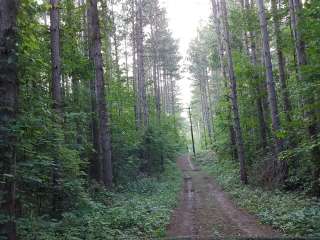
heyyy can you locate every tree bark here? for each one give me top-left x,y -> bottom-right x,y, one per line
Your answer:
271,0 -> 292,123
249,35 -> 268,151
243,0 -> 268,151
0,1 -> 19,239
151,21 -> 161,123
256,0 -> 284,161
136,0 -> 148,128
200,69 -> 213,144
50,0 -> 64,216
131,0 -> 139,127
50,0 -> 63,115
87,0 -> 102,183
87,0 -> 113,188
220,0 -> 248,184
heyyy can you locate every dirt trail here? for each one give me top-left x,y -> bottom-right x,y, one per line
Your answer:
166,155 -> 279,239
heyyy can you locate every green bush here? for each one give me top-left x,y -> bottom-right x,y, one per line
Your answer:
17,161 -> 182,239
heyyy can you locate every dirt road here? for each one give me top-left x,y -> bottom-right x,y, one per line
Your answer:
166,155 -> 279,239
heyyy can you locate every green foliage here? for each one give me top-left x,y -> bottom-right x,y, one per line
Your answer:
9,0 -> 186,239
195,152 -> 320,237
17,162 -> 182,240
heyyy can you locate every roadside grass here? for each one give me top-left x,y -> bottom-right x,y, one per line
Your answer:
17,160 -> 182,240
194,151 -> 320,238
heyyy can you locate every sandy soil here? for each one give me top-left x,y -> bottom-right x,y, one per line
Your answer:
166,155 -> 279,239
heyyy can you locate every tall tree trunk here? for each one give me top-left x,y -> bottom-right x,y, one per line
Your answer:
109,0 -> 121,81
50,0 -> 63,115
101,0 -> 113,87
271,0 -> 292,123
136,0 -> 148,128
87,0 -> 102,183
0,1 -> 18,239
151,23 -> 161,123
124,30 -> 130,88
243,0 -> 268,151
205,68 -> 214,143
220,0 -> 248,184
87,0 -> 113,188
211,0 -> 237,158
256,0 -> 284,159
199,76 -> 208,146
249,35 -> 268,151
131,1 -> 139,127
200,69 -> 213,144
50,0 -> 63,216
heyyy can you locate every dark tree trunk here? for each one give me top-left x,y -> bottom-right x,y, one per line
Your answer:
87,0 -> 113,188
86,1 -> 102,183
50,0 -> 63,216
50,0 -> 63,115
243,0 -> 268,151
220,0 -> 248,184
256,0 -> 284,160
136,0 -> 148,128
151,22 -> 161,123
271,0 -> 292,123
0,1 -> 19,239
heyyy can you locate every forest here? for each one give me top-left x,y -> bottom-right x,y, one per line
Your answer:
0,0 -> 319,239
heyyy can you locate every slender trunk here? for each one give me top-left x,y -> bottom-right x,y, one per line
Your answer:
163,69 -> 168,113
199,76 -> 208,145
256,0 -> 284,160
243,0 -> 268,151
271,0 -> 292,123
220,0 -> 248,184
124,30 -> 130,88
151,23 -> 161,123
50,0 -> 63,216
251,38 -> 268,150
204,68 -> 214,143
88,0 -> 113,188
71,76 -> 82,145
188,107 -> 196,157
170,76 -> 176,118
256,89 -> 268,151
0,1 -> 18,239
110,0 -> 121,80
87,1 -> 102,183
211,0 -> 237,157
200,69 -> 213,144
50,0 -> 63,115
101,0 -> 113,87
136,0 -> 148,128
131,2 -> 139,127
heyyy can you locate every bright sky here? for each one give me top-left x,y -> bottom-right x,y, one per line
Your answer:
160,0 -> 211,109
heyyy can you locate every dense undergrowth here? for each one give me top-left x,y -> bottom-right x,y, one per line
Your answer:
194,151 -> 320,237
17,161 -> 182,240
